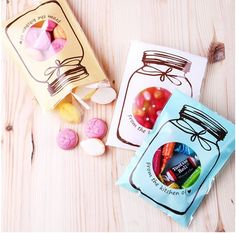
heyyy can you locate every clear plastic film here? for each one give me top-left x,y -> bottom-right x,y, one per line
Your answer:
117,90 -> 235,227
107,41 -> 207,151
2,0 -> 109,111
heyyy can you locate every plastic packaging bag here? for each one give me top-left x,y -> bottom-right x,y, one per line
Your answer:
107,41 -> 207,151
117,90 -> 235,227
2,0 -> 108,110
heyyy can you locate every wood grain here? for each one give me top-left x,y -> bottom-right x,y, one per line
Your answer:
1,0 -> 235,231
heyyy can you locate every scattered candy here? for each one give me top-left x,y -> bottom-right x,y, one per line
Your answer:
57,128 -> 79,150
91,87 -> 117,105
132,87 -> 171,129
74,87 -> 97,100
59,93 -> 72,103
83,89 -> 97,100
85,118 -> 107,139
57,102 -> 81,123
161,142 -> 176,172
80,138 -> 105,156
3,0 -> 109,111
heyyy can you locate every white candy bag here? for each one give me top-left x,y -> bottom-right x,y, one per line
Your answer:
107,41 -> 207,150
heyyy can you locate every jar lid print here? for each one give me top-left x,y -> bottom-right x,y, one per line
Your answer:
142,50 -> 192,73
179,105 -> 228,141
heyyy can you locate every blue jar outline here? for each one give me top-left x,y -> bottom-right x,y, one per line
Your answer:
128,104 -> 228,215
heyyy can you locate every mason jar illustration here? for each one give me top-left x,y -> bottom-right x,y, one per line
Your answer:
129,105 -> 227,214
23,17 -> 89,96
6,0 -> 89,97
117,50 -> 193,147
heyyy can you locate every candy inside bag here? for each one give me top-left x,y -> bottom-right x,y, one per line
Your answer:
107,41 -> 207,151
2,0 -> 108,111
117,90 -> 235,227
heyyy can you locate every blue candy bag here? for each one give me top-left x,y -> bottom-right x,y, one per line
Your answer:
117,90 -> 235,227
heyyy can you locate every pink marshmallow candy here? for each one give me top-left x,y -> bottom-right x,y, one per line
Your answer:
25,27 -> 51,51
49,38 -> 66,54
43,20 -> 57,31
57,128 -> 79,150
85,118 -> 108,139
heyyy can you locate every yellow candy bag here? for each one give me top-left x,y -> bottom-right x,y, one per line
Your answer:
2,0 -> 109,111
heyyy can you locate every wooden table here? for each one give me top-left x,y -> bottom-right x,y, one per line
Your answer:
1,0 -> 235,231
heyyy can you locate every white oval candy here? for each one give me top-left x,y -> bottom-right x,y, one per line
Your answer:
80,138 -> 105,156
91,87 -> 117,105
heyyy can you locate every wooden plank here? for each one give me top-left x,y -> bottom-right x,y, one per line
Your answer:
1,0 -> 235,231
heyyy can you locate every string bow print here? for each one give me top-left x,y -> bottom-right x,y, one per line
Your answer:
147,66 -> 186,86
173,119 -> 212,151
44,56 -> 83,81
